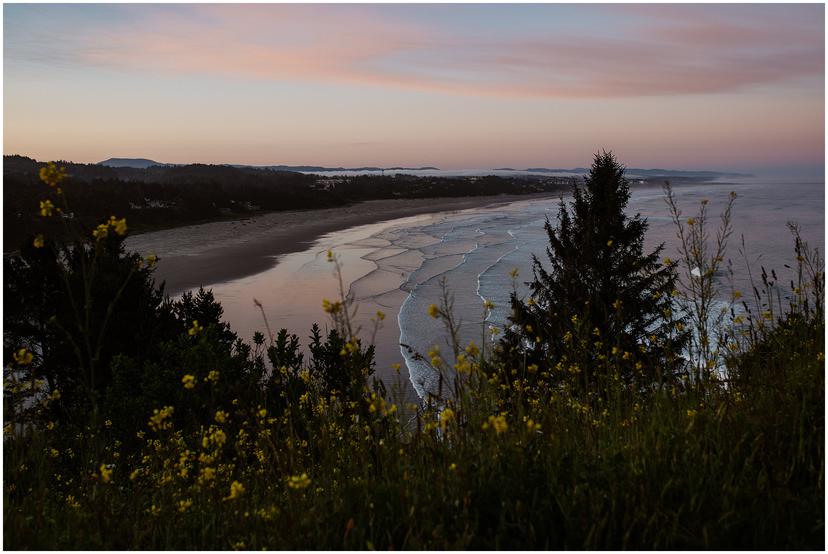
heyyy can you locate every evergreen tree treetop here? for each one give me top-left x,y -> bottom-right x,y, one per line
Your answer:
497,151 -> 687,393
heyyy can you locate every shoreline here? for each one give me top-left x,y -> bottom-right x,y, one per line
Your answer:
124,193 -> 561,295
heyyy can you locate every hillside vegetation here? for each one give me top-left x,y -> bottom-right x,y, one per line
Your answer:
4,156 -> 823,549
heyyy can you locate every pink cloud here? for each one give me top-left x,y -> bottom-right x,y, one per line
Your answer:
41,4 -> 828,99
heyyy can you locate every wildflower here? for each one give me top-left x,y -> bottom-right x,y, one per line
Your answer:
663,257 -> 672,265
612,299 -> 623,310
733,290 -> 742,299
465,341 -> 480,357
33,234 -> 45,248
287,473 -> 311,489
509,267 -> 519,279
524,417 -> 542,432
99,464 -> 113,484
198,467 -> 216,483
188,320 -> 203,336
92,223 -> 109,240
224,481 -> 245,501
527,297 -> 536,306
686,409 -> 697,418
110,216 -> 127,236
144,253 -> 158,268
428,346 -> 442,368
48,447 -> 59,458
326,249 -> 334,262
606,239 -> 613,247
202,427 -> 227,449
214,410 -> 228,424
439,408 -> 455,433
66,495 -> 81,509
13,348 -> 33,365
687,217 -> 696,226
204,370 -> 220,384
449,463 -> 457,471
182,374 -> 196,389
178,499 -> 193,512
427,304 -> 440,318
39,199 -> 55,217
39,162 -> 67,187
148,406 -> 174,432
104,419 -> 112,428
817,352 -> 824,362
375,310 -> 386,321
46,421 -> 55,431
322,298 -> 341,314
483,299 -> 494,311
482,414 -> 508,435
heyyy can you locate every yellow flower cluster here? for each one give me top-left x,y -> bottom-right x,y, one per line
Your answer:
482,414 -> 508,435
13,348 -> 33,365
188,320 -> 203,336
287,473 -> 311,490
93,216 -> 128,241
427,304 -> 440,318
224,481 -> 245,500
33,234 -> 45,249
322,298 -> 342,314
182,375 -> 196,390
39,162 -> 67,187
148,406 -> 174,432
39,200 -> 55,217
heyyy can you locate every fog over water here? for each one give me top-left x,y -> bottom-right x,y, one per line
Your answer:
195,178 -> 824,402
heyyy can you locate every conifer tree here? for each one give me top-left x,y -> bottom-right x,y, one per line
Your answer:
498,152 -> 687,393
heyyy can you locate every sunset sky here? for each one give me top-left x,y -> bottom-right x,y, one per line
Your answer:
4,3 -> 825,175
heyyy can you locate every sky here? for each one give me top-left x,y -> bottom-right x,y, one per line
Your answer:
3,3 -> 825,175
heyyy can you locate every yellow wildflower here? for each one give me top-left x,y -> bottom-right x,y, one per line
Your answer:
178,499 -> 193,512
483,414 -> 508,435
148,406 -> 174,432
439,407 -> 454,433
110,216 -> 127,236
214,410 -> 228,424
287,473 -> 311,490
483,299 -> 494,311
99,464 -> 113,484
606,239 -> 613,247
188,320 -> 203,336
375,310 -> 386,321
144,253 -> 158,268
13,348 -> 33,365
39,200 -> 55,217
33,234 -> 45,248
181,374 -> 196,389
687,217 -> 696,226
92,223 -> 109,240
449,463 -> 458,471
427,304 -> 440,318
204,370 -> 220,383
39,162 -> 66,187
224,481 -> 245,501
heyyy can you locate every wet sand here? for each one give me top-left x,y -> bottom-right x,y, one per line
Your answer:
125,193 -> 560,295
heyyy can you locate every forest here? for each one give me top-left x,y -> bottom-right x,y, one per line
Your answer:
3,155 -> 572,251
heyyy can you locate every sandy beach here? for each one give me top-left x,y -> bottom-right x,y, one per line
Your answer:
125,193 -> 560,295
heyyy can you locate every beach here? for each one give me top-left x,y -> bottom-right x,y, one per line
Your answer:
125,193 -> 560,295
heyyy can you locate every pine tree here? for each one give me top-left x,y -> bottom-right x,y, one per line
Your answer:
497,152 -> 687,393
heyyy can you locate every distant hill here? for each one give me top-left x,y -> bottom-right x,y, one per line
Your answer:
99,158 -> 165,168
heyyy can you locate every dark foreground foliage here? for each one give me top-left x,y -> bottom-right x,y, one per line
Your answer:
3,159 -> 824,550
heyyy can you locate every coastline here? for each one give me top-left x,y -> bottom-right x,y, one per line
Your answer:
124,192 -> 561,295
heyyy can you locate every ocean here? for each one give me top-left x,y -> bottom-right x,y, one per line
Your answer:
175,178 -> 824,402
